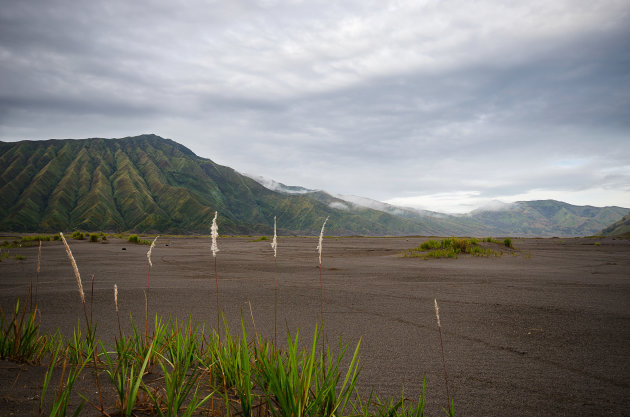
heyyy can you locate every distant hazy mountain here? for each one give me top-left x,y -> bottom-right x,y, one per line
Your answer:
466,200 -> 629,237
600,212 -> 630,237
1,135 -> 626,236
248,175 -> 629,237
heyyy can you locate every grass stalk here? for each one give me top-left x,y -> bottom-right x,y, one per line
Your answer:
146,235 -> 158,343
115,284 -> 123,341
317,217 -> 329,356
435,299 -> 454,417
271,216 -> 278,346
59,232 -> 104,412
211,211 -> 221,339
36,240 -> 41,307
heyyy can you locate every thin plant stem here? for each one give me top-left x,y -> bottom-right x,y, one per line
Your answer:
274,255 -> 278,346
317,217 -> 328,358
81,296 -> 104,412
271,215 -> 278,346
89,274 -> 94,326
319,260 -> 326,361
145,235 -> 158,344
35,240 -> 41,307
215,256 -> 220,342
114,284 -> 122,341
211,211 -> 220,342
435,299 -> 451,412
59,232 -> 103,412
144,290 -> 148,344
248,300 -> 260,346
319,259 -> 324,332
116,310 -> 122,341
146,264 -> 150,344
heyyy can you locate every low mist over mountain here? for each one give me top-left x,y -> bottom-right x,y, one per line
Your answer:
1,135 -> 627,236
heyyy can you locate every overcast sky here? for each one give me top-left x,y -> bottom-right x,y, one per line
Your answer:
1,0 -> 629,213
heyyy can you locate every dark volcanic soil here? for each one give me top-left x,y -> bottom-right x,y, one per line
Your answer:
0,235 -> 629,416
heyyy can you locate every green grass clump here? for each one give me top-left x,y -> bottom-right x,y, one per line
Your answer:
21,235 -> 53,242
89,234 -> 99,242
2,239 -> 25,248
503,238 -> 513,248
0,300 -> 48,363
127,234 -> 152,244
72,231 -> 85,240
405,237 -> 502,259
253,236 -> 269,242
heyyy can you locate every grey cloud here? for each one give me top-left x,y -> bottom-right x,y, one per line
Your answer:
1,0 -> 629,210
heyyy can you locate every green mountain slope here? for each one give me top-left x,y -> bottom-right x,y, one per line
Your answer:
467,200 -> 629,237
0,135 -> 428,235
1,135 -> 626,236
600,212 -> 630,237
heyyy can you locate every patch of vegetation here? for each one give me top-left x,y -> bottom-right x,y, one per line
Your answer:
90,234 -> 99,242
21,235 -> 53,242
503,238 -> 513,248
72,231 -> 85,240
0,299 -> 439,417
128,234 -> 151,245
253,236 -> 269,242
404,237 -> 503,259
0,300 -> 49,363
1,239 -> 21,249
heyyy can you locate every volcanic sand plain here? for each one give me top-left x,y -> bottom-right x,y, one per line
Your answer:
0,235 -> 629,416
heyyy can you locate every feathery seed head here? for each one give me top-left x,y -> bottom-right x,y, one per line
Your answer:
114,284 -> 118,312
211,211 -> 219,257
37,240 -> 42,274
317,217 -> 329,265
434,298 -> 441,327
60,232 -> 85,305
271,216 -> 277,258
147,235 -> 159,267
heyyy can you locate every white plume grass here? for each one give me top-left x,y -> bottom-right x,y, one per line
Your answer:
114,284 -> 118,312
271,216 -> 277,258
211,211 -> 219,257
147,235 -> 159,267
60,232 -> 85,305
434,298 -> 441,327
317,217 -> 329,265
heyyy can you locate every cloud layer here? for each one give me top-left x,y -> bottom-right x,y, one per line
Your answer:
1,0 -> 629,212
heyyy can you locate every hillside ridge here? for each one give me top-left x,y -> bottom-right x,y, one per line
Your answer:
1,135 -> 627,236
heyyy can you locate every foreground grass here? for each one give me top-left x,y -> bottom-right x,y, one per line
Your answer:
0,300 -> 446,417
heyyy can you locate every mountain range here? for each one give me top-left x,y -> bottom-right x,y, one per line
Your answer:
1,135 -> 627,237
